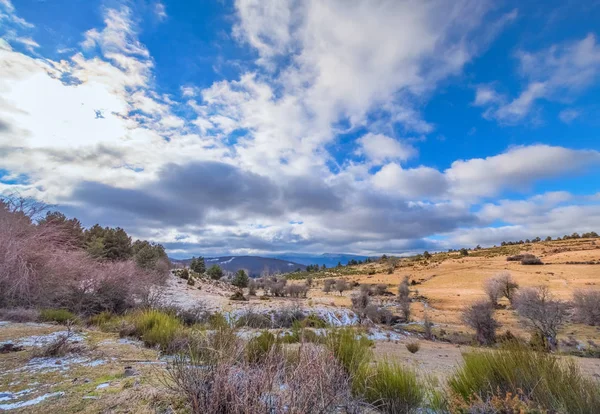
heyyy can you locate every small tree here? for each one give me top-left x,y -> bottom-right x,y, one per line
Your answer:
459,248 -> 469,257
423,251 -> 431,259
514,286 -> 568,351
232,269 -> 250,288
190,256 -> 206,274
207,264 -> 224,280
462,300 -> 499,345
323,279 -> 335,293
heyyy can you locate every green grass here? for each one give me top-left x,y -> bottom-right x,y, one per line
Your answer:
39,308 -> 77,324
358,361 -> 425,414
128,309 -> 183,350
449,345 -> 600,413
325,328 -> 373,379
246,331 -> 279,363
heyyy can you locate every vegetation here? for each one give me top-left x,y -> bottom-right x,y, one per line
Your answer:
0,196 -> 169,313
231,269 -> 250,288
189,256 -> 206,274
462,300 -> 499,345
40,308 -> 77,324
513,286 -> 569,351
206,264 -> 224,280
573,289 -> 600,326
359,361 -> 425,414
127,308 -> 183,350
449,345 -> 600,413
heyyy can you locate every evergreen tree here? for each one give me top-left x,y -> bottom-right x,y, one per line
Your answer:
232,269 -> 250,288
190,256 -> 206,274
207,264 -> 224,280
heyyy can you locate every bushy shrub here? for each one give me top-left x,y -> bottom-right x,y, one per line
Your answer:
405,341 -> 420,354
323,279 -> 335,293
572,289 -> 600,326
358,361 -> 424,414
521,255 -> 544,265
284,284 -> 309,298
448,345 -> 600,413
40,308 -> 77,324
128,309 -> 182,350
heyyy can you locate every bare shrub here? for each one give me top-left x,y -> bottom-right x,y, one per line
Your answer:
335,279 -> 350,295
397,276 -> 411,322
0,307 -> 40,322
365,304 -> 393,325
264,277 -> 287,297
351,291 -> 371,323
32,324 -> 85,358
462,300 -> 500,345
323,279 -> 335,293
521,255 -> 544,265
247,280 -> 257,296
165,342 -> 354,414
0,198 -> 167,313
573,289 -> 600,326
513,286 -> 568,351
236,310 -> 272,329
423,314 -> 433,340
284,284 -> 308,298
272,305 -> 305,328
483,278 -> 503,306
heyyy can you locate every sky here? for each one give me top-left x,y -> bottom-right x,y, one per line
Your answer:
1,0 -> 600,258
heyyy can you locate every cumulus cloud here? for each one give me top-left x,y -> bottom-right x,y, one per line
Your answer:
1,1 -> 599,256
445,145 -> 600,199
356,133 -> 416,164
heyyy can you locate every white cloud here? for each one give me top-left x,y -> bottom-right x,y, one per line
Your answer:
14,36 -> 39,52
446,145 -> 600,198
155,2 -> 167,21
1,1 -> 598,256
558,108 -> 580,123
473,85 -> 500,106
356,133 -> 416,164
372,163 -> 447,199
479,34 -> 600,123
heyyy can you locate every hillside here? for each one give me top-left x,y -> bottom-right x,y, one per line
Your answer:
170,255 -> 306,276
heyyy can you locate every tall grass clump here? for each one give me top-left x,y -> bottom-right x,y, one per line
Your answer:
40,308 -> 77,324
449,345 -> 600,413
128,309 -> 182,350
358,361 -> 424,414
326,328 -> 373,386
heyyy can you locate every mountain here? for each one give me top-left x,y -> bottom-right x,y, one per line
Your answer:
169,256 -> 306,277
272,253 -> 371,268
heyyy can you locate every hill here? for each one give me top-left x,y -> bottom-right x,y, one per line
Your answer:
169,255 -> 306,276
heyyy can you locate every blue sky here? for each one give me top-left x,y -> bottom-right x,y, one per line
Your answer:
1,0 -> 600,258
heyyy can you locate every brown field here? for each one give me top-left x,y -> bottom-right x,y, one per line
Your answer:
308,238 -> 600,341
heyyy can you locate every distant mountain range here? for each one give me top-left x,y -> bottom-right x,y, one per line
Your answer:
272,253 -> 371,268
169,256 -> 306,277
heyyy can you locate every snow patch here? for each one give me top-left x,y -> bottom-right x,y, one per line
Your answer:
0,392 -> 64,410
